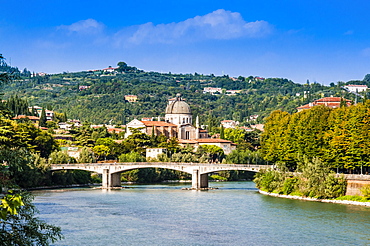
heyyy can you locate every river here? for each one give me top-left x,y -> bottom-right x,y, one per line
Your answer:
33,182 -> 370,246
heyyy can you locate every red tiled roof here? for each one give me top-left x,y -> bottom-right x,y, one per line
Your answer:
179,138 -> 232,144
315,97 -> 350,103
196,138 -> 232,143
297,97 -> 351,110
297,104 -> 311,109
12,115 -> 40,120
141,121 -> 177,127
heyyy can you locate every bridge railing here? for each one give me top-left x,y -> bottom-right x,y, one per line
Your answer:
50,162 -> 273,169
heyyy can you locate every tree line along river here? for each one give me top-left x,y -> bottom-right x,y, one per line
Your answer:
33,181 -> 370,246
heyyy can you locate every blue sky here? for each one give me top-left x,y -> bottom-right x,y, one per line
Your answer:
1,0 -> 370,84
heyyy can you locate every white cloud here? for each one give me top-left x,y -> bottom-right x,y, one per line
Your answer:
122,9 -> 272,45
344,30 -> 354,35
58,19 -> 105,35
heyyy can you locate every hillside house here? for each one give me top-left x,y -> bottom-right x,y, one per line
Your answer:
220,120 -> 239,129
124,95 -> 138,102
297,97 -> 351,112
12,115 -> 40,126
343,84 -> 368,93
203,87 -> 222,94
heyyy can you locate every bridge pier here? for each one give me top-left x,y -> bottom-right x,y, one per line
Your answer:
102,169 -> 121,188
192,169 -> 209,189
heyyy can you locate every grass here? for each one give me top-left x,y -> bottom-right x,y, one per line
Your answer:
336,195 -> 370,202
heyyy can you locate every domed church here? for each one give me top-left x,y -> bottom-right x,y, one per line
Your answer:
124,94 -> 236,154
125,94 -> 208,140
165,94 -> 192,126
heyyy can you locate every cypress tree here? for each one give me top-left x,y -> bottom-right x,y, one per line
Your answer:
39,107 -> 47,127
220,125 -> 225,139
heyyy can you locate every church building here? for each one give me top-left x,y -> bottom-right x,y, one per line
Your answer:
125,94 -> 236,154
125,94 -> 208,140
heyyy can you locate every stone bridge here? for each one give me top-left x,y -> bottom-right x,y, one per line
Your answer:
50,162 -> 272,189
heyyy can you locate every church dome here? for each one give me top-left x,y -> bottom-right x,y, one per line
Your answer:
165,94 -> 191,114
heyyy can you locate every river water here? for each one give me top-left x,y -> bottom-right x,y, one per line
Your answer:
33,182 -> 370,246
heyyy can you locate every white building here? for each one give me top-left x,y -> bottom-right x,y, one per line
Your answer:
146,148 -> 167,159
203,87 -> 222,94
344,84 -> 368,93
220,120 -> 239,129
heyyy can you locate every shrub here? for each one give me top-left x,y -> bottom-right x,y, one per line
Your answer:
209,175 -> 227,181
361,184 -> 370,198
254,169 -> 285,192
119,152 -> 145,162
282,177 -> 298,195
336,195 -> 369,202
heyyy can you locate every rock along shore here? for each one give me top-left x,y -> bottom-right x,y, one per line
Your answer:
258,190 -> 370,207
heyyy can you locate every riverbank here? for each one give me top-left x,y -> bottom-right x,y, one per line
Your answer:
258,190 -> 370,207
26,183 -> 99,191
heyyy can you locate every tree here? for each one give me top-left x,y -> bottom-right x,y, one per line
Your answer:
92,145 -> 110,161
78,147 -> 96,163
117,62 -> 128,72
0,54 -> 12,87
0,191 -> 63,245
39,107 -> 47,127
220,125 -> 225,139
196,145 -> 224,163
49,151 -> 75,164
119,152 -> 145,162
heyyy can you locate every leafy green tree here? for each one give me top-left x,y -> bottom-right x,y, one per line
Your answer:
92,145 -> 110,161
124,128 -> 152,154
0,191 -> 63,245
119,152 -> 145,162
49,150 -> 76,164
297,156 -> 347,198
196,145 -> 224,163
171,152 -> 198,163
159,137 -> 180,155
78,147 -> 96,163
226,149 -> 265,164
261,110 -> 291,165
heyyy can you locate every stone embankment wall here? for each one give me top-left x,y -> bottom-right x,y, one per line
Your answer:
342,174 -> 370,196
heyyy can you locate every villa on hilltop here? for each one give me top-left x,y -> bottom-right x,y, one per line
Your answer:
297,96 -> 351,112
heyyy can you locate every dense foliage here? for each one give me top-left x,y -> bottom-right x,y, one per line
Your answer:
254,157 -> 347,199
261,101 -> 370,174
0,191 -> 63,245
2,60 -> 369,128
0,54 -> 63,245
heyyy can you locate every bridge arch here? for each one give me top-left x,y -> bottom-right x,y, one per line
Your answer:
50,163 -> 271,189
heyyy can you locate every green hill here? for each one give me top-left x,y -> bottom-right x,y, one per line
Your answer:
1,62 -> 368,126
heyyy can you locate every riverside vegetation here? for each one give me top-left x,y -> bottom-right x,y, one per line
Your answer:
0,55 -> 63,245
256,98 -> 370,201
